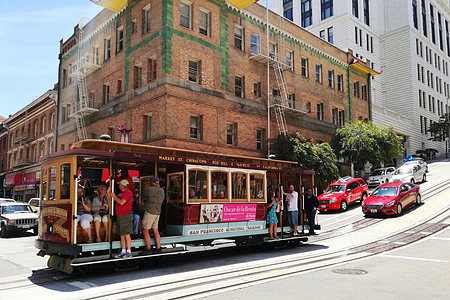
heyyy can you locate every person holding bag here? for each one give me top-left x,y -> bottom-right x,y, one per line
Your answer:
91,185 -> 109,242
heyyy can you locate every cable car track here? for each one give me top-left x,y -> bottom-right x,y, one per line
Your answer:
0,178 -> 449,297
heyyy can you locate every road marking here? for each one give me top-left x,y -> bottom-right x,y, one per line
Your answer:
379,254 -> 448,263
373,193 -> 450,232
431,237 -> 450,241
67,281 -> 98,289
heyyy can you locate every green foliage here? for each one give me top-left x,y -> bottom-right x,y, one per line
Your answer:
270,133 -> 339,183
428,113 -> 450,142
331,121 -> 404,170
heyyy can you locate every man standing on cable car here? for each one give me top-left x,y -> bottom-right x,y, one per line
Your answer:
108,179 -> 133,258
141,176 -> 165,255
282,184 -> 299,236
304,187 -> 319,235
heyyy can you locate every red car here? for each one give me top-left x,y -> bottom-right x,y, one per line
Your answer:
318,177 -> 369,211
362,182 -> 421,216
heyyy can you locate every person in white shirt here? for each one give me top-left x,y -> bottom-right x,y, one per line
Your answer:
282,184 -> 299,235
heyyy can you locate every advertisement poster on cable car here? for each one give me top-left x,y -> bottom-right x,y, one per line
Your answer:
199,203 -> 257,223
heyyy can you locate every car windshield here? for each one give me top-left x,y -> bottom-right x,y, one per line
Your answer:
1,205 -> 32,214
371,187 -> 399,197
325,185 -> 345,193
395,168 -> 412,175
370,170 -> 384,176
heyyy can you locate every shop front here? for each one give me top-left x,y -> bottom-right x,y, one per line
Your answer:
5,171 -> 40,202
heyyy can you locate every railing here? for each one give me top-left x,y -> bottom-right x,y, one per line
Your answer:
249,45 -> 292,69
14,134 -> 34,145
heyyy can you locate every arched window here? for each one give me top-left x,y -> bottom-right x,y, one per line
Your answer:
40,143 -> 45,157
49,140 -> 54,154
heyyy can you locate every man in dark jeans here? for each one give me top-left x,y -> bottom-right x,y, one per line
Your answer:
304,187 -> 319,235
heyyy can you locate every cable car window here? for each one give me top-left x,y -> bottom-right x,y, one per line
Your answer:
168,174 -> 183,202
60,163 -> 71,199
232,172 -> 247,201
49,166 -> 56,201
188,169 -> 207,200
211,171 -> 228,200
250,173 -> 264,201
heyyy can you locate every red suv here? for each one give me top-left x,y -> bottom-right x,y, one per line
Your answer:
318,176 -> 369,211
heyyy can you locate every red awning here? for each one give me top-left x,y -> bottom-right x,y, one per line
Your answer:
5,173 -> 23,186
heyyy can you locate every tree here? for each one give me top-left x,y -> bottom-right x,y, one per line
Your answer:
331,121 -> 404,171
270,133 -> 339,184
428,113 -> 450,142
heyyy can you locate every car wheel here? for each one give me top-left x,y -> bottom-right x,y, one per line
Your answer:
422,174 -> 427,183
1,224 -> 8,238
340,200 -> 348,211
410,179 -> 415,184
396,203 -> 403,215
416,194 -> 422,206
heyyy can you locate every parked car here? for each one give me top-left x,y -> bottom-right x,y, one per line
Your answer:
362,182 -> 421,215
367,167 -> 396,186
391,165 -> 426,184
0,203 -> 39,237
318,176 -> 370,211
28,198 -> 40,215
404,159 -> 428,172
0,198 -> 16,204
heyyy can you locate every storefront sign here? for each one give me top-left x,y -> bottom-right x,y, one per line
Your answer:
24,172 -> 37,184
5,173 -> 23,186
199,203 -> 257,223
187,224 -> 264,236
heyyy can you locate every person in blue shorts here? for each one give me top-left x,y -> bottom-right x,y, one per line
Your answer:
282,184 -> 299,235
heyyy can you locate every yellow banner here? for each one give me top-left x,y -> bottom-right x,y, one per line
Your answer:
90,0 -> 127,12
229,0 -> 259,9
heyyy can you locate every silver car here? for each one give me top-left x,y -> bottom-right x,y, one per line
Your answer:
367,167 -> 396,186
404,159 -> 428,172
391,165 -> 426,184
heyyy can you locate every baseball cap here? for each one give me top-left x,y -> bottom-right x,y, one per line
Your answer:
119,179 -> 129,187
151,176 -> 159,183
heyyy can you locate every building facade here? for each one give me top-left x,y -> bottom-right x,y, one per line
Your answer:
57,0 -> 371,158
272,0 -> 450,158
4,89 -> 57,201
0,119 -> 8,197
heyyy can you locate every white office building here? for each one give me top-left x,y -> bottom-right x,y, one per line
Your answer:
272,0 -> 450,160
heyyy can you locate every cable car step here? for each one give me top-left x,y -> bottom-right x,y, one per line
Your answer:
71,246 -> 187,266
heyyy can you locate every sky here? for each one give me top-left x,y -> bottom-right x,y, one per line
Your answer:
0,0 -> 271,120
0,0 -> 103,119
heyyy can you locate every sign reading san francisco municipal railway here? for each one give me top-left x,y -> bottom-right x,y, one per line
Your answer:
186,225 -> 264,236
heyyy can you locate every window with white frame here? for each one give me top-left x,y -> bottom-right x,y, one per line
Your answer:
199,9 -> 210,36
301,57 -> 308,77
143,4 -> 151,33
234,26 -> 244,50
50,113 -> 55,130
256,129 -> 263,150
227,123 -> 236,146
116,27 -> 124,52
235,76 -> 243,97
337,74 -> 343,91
269,42 -> 277,59
42,117 -> 46,134
317,103 -> 324,120
286,50 -> 293,70
180,2 -> 192,29
328,70 -> 334,88
338,110 -> 345,126
188,60 -> 200,83
190,116 -> 201,140
250,33 -> 260,55
104,38 -> 111,61
315,64 -> 322,83
353,81 -> 360,97
327,27 -> 333,43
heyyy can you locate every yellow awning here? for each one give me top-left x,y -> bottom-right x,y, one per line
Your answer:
90,0 -> 127,12
349,58 -> 382,76
228,0 -> 260,9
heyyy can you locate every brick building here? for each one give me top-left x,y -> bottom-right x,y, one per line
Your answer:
0,118 -> 7,197
57,0 -> 371,158
3,89 -> 57,201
